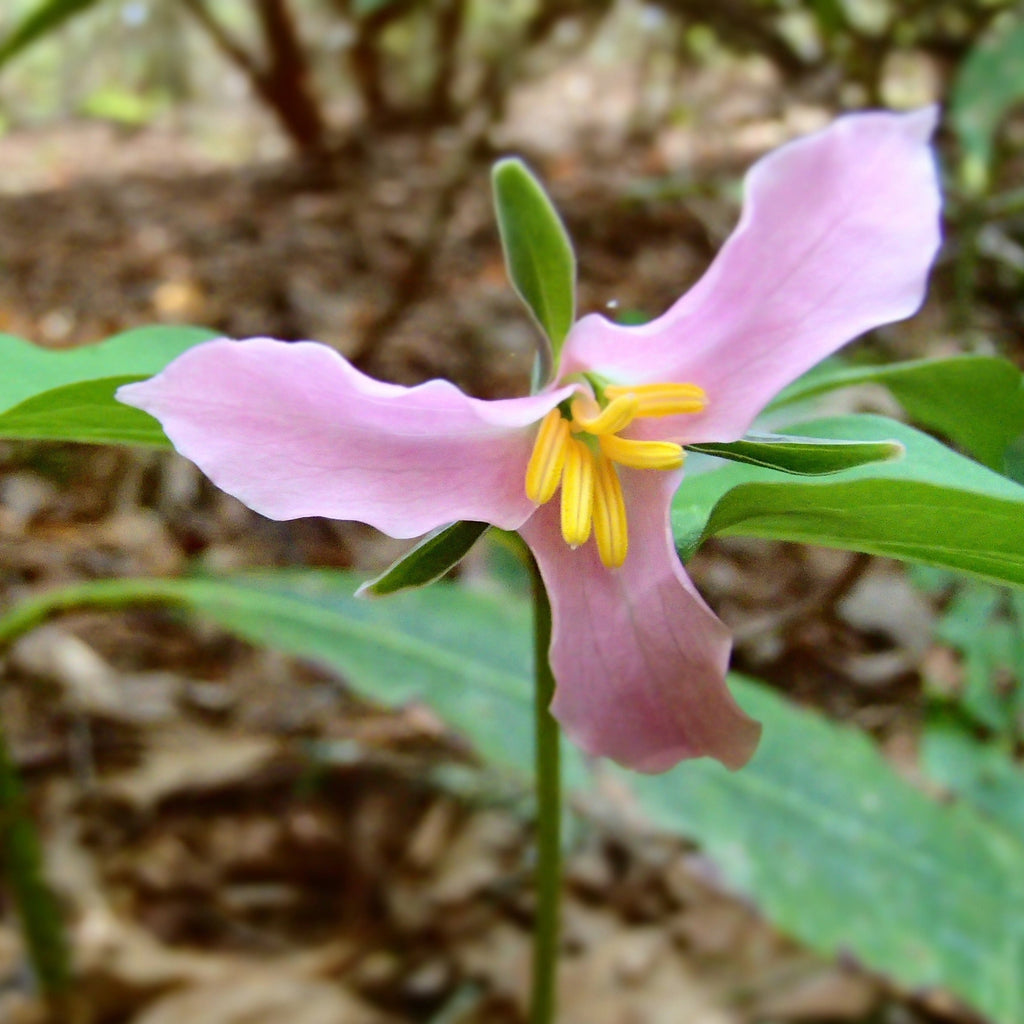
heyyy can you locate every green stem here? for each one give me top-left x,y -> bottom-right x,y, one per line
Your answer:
530,565 -> 561,1024
0,708 -> 71,1004
0,578 -> 192,1014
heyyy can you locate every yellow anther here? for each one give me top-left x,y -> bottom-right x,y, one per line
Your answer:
560,438 -> 595,548
604,382 -> 707,418
525,409 -> 571,504
599,432 -> 685,471
592,455 -> 628,568
570,393 -> 640,435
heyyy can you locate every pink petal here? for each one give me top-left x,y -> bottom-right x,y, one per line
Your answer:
559,108 -> 942,442
118,338 -> 573,537
520,469 -> 761,772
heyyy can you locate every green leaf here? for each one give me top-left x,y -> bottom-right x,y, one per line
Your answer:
687,432 -> 903,475
0,0 -> 108,69
3,570 -> 1023,1023
623,677 -> 1024,1024
927,583 -> 1024,735
674,415 -> 1024,587
0,376 -> 170,447
0,325 -> 218,414
0,571 -> 583,788
772,355 -> 1024,472
922,716 -> 1024,847
358,521 -> 490,597
492,158 -> 576,377
950,16 -> 1024,193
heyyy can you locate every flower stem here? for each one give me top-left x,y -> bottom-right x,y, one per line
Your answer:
530,564 -> 561,1024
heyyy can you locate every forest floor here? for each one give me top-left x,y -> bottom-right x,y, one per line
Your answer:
0,48 -> 999,1024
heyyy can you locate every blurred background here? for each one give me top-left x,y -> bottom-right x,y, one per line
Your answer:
0,1 -> 1022,1022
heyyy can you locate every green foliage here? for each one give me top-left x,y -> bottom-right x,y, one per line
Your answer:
687,432 -> 903,475
925,580 -> 1024,736
0,0 -> 105,69
674,415 -> 1024,588
625,679 -> 1024,1024
0,376 -> 171,447
772,354 -> 1024,472
923,716 -> 1024,846
492,158 -> 576,382
0,326 -> 218,447
0,326 -> 218,411
950,13 -> 1024,194
3,569 -> 1024,1023
79,84 -> 167,125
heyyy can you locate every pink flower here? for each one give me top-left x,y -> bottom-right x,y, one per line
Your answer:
118,109 -> 941,773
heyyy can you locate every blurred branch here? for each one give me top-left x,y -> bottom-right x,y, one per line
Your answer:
334,0 -> 416,124
177,0 -> 260,79
253,0 -> 329,154
426,0 -> 467,122
178,0 -> 328,157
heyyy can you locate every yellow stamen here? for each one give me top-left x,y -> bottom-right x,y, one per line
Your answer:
560,438 -> 595,547
604,382 -> 707,417
525,409 -> 570,504
570,393 -> 640,435
599,432 -> 685,470
593,455 -> 628,568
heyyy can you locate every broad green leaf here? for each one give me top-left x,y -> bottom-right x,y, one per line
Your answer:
2,570 -> 1022,1022
927,583 -> 1024,736
674,415 -> 1024,587
0,571 -> 583,789
687,433 -> 902,475
772,355 -> 1024,471
492,158 -> 576,377
358,521 -> 490,597
950,16 -> 1024,193
0,0 -> 108,68
0,325 -> 218,413
622,678 -> 1024,1024
922,717 -> 1024,847
0,376 -> 170,447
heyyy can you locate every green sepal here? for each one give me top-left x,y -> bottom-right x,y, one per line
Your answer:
687,432 -> 903,476
357,521 -> 490,597
772,354 -> 1024,472
492,158 -> 576,386
674,415 -> 1024,587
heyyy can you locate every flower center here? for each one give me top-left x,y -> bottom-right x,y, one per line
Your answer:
524,381 -> 706,568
